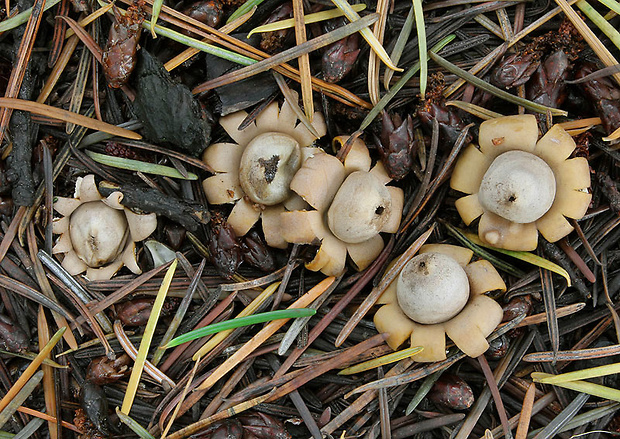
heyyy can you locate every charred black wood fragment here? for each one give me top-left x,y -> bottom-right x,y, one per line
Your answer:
132,50 -> 212,156
97,180 -> 210,231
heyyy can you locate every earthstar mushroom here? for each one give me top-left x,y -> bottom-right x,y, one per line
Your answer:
451,114 -> 591,250
374,244 -> 505,362
280,136 -> 404,276
52,175 -> 157,280
202,97 -> 326,248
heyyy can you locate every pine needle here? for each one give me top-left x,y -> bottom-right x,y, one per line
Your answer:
553,0 -> 620,85
116,408 -> 156,439
292,0 -> 313,121
383,7 -> 413,90
247,5 -> 366,36
85,151 -> 198,180
121,259 -> 177,415
515,383 -> 536,439
446,100 -> 503,119
576,0 -> 620,52
196,277 -> 335,391
535,362 -> 620,384
412,0 -> 427,98
329,0 -> 402,71
463,232 -> 572,286
430,52 -> 568,115
0,327 -> 65,413
339,346 -> 423,375
532,372 -> 620,401
0,0 -> 61,32
0,98 -> 141,139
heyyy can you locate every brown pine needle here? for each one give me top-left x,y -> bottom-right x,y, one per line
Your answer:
16,406 -> 80,433
37,35 -> 79,104
515,383 -> 536,439
197,277 -> 335,391
368,0 -> 389,105
167,390 -> 276,439
292,0 -> 313,121
0,98 -> 141,139
0,0 -> 46,144
0,326 -> 65,414
37,308 -> 58,439
478,355 -> 511,439
192,14 -> 379,94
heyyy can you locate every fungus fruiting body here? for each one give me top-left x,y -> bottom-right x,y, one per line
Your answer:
279,137 -> 404,276
52,175 -> 157,280
202,98 -> 326,248
451,114 -> 591,251
374,244 -> 506,362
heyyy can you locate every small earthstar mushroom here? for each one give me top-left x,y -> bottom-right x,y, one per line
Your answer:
374,244 -> 506,362
52,175 -> 157,280
202,96 -> 326,249
451,114 -> 591,251
279,136 -> 404,276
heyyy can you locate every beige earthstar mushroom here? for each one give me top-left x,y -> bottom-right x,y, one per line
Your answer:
52,175 -> 157,281
451,114 -> 591,251
374,244 -> 506,362
279,136 -> 404,277
201,98 -> 326,248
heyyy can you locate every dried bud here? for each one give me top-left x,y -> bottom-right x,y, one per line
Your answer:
238,412 -> 292,439
208,211 -> 243,279
377,112 -> 415,181
0,314 -> 28,353
322,32 -> 360,83
502,296 -> 533,322
429,374 -> 474,410
491,51 -> 541,89
241,230 -> 276,272
86,354 -> 132,385
486,334 -> 509,360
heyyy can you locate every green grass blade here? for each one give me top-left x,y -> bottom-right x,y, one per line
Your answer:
430,52 -> 568,116
165,308 -> 316,348
116,408 -> 156,439
412,0 -> 427,98
85,151 -> 198,180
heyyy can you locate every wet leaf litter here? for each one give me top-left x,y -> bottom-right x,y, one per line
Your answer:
0,0 -> 617,436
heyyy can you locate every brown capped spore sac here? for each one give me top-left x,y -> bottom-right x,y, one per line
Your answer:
102,1 -> 146,88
